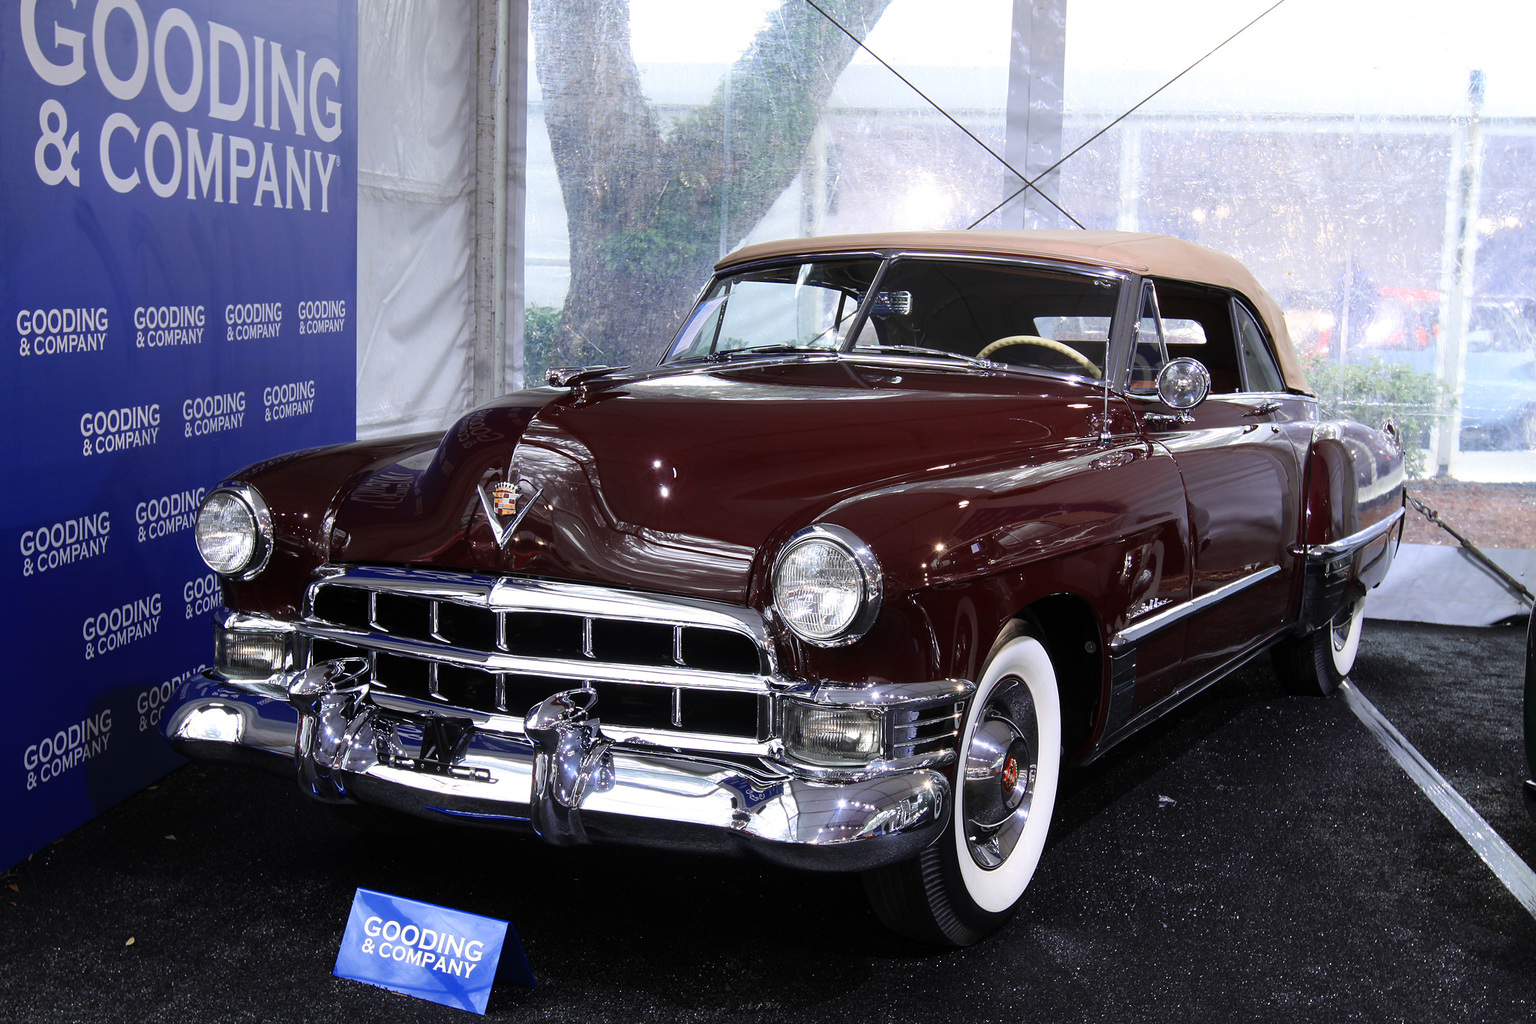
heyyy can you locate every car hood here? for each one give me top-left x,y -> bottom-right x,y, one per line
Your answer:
331,358 -> 1104,602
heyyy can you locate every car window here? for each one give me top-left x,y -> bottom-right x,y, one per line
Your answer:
1162,318 -> 1209,347
1234,301 -> 1286,392
665,259 -> 881,360
854,258 -> 1122,380
1148,278 -> 1244,394
1034,315 -> 1113,344
1128,280 -> 1167,393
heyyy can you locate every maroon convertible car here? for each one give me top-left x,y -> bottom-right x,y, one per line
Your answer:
168,231 -> 1405,944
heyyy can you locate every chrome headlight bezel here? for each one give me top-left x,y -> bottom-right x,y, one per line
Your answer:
771,524 -> 882,646
194,483 -> 274,579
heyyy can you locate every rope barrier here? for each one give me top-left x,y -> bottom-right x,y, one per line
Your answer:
1404,488 -> 1534,606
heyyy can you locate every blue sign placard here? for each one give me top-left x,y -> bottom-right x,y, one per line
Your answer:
2,0 -> 358,870
335,888 -> 535,1014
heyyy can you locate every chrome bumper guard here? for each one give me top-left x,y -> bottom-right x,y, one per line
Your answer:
1297,506 -> 1405,631
165,663 -> 951,872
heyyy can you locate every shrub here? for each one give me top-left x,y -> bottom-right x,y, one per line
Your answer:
521,304 -> 563,386
1301,354 -> 1453,478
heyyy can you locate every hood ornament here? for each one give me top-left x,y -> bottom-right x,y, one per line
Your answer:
476,462 -> 543,549
546,364 -> 629,389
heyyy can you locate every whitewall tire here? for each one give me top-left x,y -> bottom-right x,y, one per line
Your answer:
1274,595 -> 1366,697
864,631 -> 1062,945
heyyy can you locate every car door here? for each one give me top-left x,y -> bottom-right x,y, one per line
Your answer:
1131,279 -> 1305,690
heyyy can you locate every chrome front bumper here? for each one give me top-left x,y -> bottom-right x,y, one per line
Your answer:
164,664 -> 951,872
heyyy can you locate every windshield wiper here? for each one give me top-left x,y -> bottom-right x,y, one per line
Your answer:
855,344 -> 991,367
710,344 -> 832,361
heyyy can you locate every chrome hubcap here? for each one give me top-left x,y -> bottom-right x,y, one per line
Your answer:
1330,615 -> 1351,652
1331,599 -> 1361,654
963,678 -> 1038,869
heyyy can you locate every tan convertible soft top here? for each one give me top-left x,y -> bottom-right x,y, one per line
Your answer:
718,230 -> 1310,394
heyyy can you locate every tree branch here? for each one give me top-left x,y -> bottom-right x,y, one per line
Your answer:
527,0 -> 894,369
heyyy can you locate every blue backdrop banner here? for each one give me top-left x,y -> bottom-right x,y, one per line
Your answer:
1,0 -> 358,870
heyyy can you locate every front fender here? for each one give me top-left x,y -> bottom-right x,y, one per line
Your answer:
788,437 -> 1191,687
217,432 -> 444,618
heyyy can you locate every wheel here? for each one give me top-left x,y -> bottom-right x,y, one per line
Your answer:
863,632 -> 1062,945
1272,595 -> 1366,696
976,335 -> 1102,378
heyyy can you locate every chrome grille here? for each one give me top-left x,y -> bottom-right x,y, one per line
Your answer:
301,566 -> 772,749
890,702 -> 964,760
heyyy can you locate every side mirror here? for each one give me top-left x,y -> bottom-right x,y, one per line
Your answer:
1157,357 -> 1211,410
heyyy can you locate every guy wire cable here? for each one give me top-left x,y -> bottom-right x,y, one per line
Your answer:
965,0 -> 1291,229
802,0 -> 1084,228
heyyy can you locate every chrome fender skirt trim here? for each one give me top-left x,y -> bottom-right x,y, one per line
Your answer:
1299,506 -> 1406,560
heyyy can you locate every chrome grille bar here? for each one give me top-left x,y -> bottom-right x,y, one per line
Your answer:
301,566 -> 777,748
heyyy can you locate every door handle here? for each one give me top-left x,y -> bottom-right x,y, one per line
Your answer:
1142,411 -> 1191,431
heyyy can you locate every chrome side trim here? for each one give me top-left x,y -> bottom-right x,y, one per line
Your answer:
1087,632 -> 1279,762
1110,565 -> 1282,650
1297,507 -> 1406,560
796,678 -> 973,707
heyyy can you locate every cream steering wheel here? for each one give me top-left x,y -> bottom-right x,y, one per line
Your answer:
977,335 -> 1102,379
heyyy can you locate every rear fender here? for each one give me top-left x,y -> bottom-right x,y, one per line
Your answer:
1297,423 -> 1406,630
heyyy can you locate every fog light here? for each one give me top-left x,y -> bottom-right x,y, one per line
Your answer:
215,628 -> 288,679
179,704 -> 244,744
783,701 -> 883,767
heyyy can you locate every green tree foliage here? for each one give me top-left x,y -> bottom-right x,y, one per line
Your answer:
521,304 -> 563,383
1302,354 -> 1453,478
529,0 -> 893,377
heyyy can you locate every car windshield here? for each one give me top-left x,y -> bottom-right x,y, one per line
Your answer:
664,255 -> 1124,380
663,258 -> 882,361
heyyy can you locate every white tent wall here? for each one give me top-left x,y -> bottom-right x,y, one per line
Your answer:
350,0 -> 1529,627
357,0 -> 479,439
357,1 -> 1536,485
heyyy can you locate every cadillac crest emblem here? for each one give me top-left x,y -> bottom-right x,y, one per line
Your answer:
476,464 -> 541,549
492,481 -> 518,517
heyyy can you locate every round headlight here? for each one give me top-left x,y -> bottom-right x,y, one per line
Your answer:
773,525 -> 881,645
195,485 -> 272,577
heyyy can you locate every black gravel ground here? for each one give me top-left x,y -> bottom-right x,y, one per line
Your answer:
2,620 -> 1532,1024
